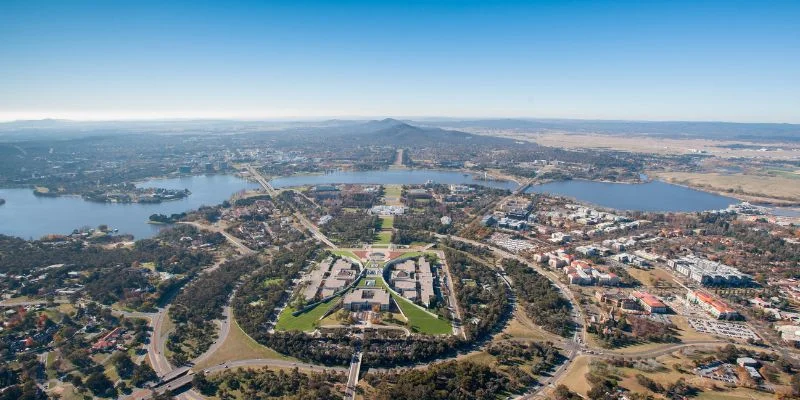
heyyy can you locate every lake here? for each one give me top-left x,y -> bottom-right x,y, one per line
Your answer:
0,169 -> 742,240
0,175 -> 259,240
526,179 -> 738,212
269,169 -> 519,190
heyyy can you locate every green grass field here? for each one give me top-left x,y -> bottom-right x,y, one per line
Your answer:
375,231 -> 392,245
330,249 -> 359,260
275,297 -> 341,332
379,215 -> 394,229
387,251 -> 436,262
393,295 -> 452,334
384,185 -> 402,198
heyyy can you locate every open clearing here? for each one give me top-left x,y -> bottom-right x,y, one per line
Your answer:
275,296 -> 341,332
375,231 -> 392,245
195,318 -> 292,370
653,171 -> 800,203
559,355 -> 592,395
489,131 -> 800,160
625,267 -> 679,288
670,315 -> 722,342
379,215 -> 394,229
330,249 -> 360,260
559,351 -> 781,400
502,313 -> 558,342
383,185 -> 403,206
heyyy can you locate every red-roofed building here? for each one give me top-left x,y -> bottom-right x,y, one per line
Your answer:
687,290 -> 739,320
92,327 -> 124,352
630,291 -> 668,314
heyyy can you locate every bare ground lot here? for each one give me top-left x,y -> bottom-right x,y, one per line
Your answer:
652,171 -> 800,204
560,351 -> 783,400
474,130 -> 800,203
480,131 -> 800,160
194,319 -> 292,370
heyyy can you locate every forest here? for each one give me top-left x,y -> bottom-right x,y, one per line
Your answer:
320,212 -> 380,246
363,360 -> 516,400
233,244 -> 319,341
444,247 -> 511,341
199,366 -> 346,400
167,254 -> 262,365
0,226 -> 216,309
502,258 -> 574,337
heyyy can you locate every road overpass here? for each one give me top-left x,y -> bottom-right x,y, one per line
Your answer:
345,350 -> 363,400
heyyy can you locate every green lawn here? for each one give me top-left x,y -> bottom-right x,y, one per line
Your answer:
384,185 -> 402,198
379,215 -> 394,229
394,295 -> 452,335
387,251 -> 436,262
275,297 -> 341,332
330,249 -> 360,260
375,231 -> 392,245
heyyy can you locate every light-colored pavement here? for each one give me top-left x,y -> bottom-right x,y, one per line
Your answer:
345,351 -> 363,400
192,304 -> 233,367
148,306 -> 173,375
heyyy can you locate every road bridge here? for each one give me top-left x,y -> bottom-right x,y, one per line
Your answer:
247,165 -> 338,248
345,350 -> 363,400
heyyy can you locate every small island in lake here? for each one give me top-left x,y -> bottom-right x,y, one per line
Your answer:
148,212 -> 188,224
83,187 -> 191,203
0,198 -> 5,206
31,184 -> 191,203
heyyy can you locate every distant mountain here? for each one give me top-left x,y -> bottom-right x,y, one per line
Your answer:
344,118 -> 513,146
420,119 -> 800,142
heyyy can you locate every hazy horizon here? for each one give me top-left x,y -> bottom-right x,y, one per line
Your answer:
2,114 -> 800,126
2,1 -> 799,124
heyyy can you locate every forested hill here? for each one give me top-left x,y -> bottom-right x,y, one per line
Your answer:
264,118 -> 528,148
352,118 -> 517,147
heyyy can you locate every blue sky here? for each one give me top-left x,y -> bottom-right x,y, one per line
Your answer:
1,0 -> 799,122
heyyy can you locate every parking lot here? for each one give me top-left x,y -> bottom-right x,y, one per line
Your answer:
489,233 -> 537,253
688,318 -> 760,340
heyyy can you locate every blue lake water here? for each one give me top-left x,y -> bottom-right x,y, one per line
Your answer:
526,179 -> 738,212
0,175 -> 259,240
0,169 -> 743,240
269,169 -> 519,190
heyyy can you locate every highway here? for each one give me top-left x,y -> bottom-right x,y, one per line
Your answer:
436,249 -> 467,339
148,306 -> 173,376
192,304 -> 233,368
436,234 -> 587,399
345,350 -> 363,400
246,165 -> 338,249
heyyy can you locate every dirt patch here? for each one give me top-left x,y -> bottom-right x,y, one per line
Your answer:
193,319 -> 292,370
653,171 -> 800,204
